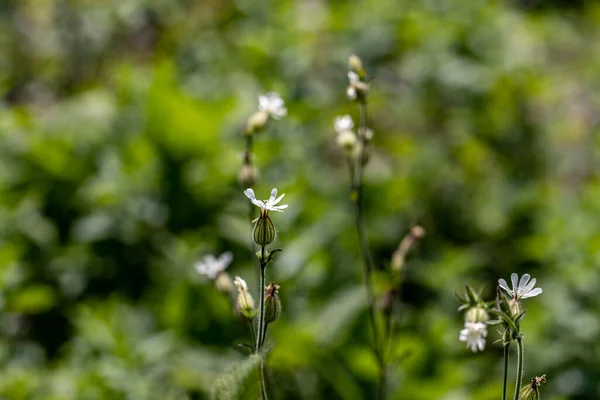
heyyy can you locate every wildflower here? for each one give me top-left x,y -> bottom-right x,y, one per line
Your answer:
245,92 -> 287,134
195,252 -> 233,280
347,71 -> 369,101
264,282 -> 281,323
334,115 -> 357,151
498,273 -> 542,301
234,276 -> 255,318
465,306 -> 489,324
334,115 -> 354,133
244,188 -> 288,214
459,321 -> 487,352
347,72 -> 360,100
258,92 -> 287,120
245,188 -> 287,246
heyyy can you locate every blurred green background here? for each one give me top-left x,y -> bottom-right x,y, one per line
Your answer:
0,0 -> 598,398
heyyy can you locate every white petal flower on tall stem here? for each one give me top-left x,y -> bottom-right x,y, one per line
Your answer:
498,273 -> 542,300
334,115 -> 354,133
459,321 -> 487,352
234,276 -> 248,292
195,252 -> 233,279
346,72 -> 360,100
244,188 -> 288,213
258,92 -> 287,119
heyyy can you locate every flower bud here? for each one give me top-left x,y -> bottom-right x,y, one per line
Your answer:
465,306 -> 489,324
215,272 -> 234,294
337,130 -> 357,152
245,110 -> 269,135
264,282 -> 281,323
234,276 -> 255,318
509,298 -> 521,317
253,211 -> 276,246
348,54 -> 365,79
238,164 -> 259,187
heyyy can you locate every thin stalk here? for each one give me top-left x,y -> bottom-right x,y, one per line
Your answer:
352,98 -> 385,399
256,246 -> 269,400
248,318 -> 257,344
503,342 -> 510,400
513,337 -> 524,400
256,248 -> 267,351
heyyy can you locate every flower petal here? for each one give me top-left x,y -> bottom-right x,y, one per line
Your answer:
272,193 -> 285,205
244,188 -> 256,201
219,252 -> 233,269
269,188 -> 278,203
498,278 -> 512,295
521,287 -> 542,299
518,274 -> 531,291
511,273 -> 519,293
523,277 -> 537,293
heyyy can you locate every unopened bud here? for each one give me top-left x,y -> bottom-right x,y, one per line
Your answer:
245,110 -> 269,135
264,282 -> 281,323
253,211 -> 276,246
234,276 -> 255,318
391,225 -> 425,272
509,298 -> 521,317
337,130 -> 357,152
465,306 -> 489,323
215,272 -> 234,295
238,164 -> 259,187
348,54 -> 365,79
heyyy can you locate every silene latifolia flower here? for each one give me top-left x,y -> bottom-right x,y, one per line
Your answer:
245,92 -> 287,134
195,252 -> 233,280
234,276 -> 255,318
244,188 -> 288,247
334,115 -> 357,152
498,273 -> 542,316
346,66 -> 369,101
459,321 -> 488,352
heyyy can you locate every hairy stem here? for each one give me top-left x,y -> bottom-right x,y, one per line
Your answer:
503,342 -> 510,400
351,98 -> 385,399
514,337 -> 524,400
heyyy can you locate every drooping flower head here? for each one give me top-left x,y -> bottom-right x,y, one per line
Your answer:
459,321 -> 487,352
347,71 -> 360,100
334,115 -> 357,151
195,252 -> 233,279
498,273 -> 542,301
258,92 -> 287,120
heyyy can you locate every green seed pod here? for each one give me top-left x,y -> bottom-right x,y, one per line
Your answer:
465,306 -> 489,324
238,163 -> 259,188
253,212 -> 276,246
264,282 -> 281,323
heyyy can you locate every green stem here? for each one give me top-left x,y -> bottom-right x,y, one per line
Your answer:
503,342 -> 510,400
352,98 -> 385,399
513,337 -> 524,400
256,247 -> 269,400
256,248 -> 267,352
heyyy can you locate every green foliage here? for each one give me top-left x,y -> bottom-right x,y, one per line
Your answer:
0,0 -> 598,398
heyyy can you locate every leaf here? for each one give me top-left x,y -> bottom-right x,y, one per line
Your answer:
210,354 -> 262,400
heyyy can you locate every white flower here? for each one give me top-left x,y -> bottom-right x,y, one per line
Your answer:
234,276 -> 248,292
195,252 -> 233,279
498,273 -> 542,300
459,321 -> 487,352
346,72 -> 360,100
244,188 -> 288,213
348,71 -> 360,85
258,92 -> 287,119
334,115 -> 354,133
